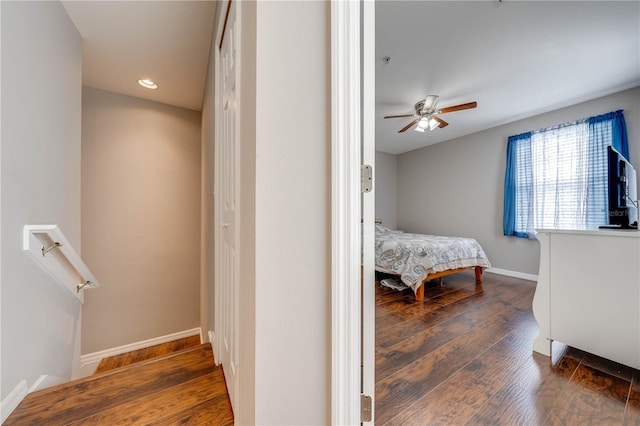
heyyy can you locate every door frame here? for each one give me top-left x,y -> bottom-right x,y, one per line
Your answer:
361,0 -> 376,423
331,1 -> 375,424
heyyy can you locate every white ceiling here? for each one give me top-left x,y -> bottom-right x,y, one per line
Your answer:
59,1 -> 639,144
61,1 -> 217,112
376,1 -> 640,154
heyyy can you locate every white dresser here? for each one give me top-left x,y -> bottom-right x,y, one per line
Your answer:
533,229 -> 640,368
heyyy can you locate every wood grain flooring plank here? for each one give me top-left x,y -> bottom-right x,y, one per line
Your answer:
508,348 -> 581,414
375,287 -> 412,308
149,393 -> 234,426
68,371 -> 227,425
95,335 -> 201,374
385,331 -> 535,425
545,405 -> 623,426
374,271 -> 521,335
544,362 -> 629,425
466,383 -> 547,426
376,282 -> 526,349
376,298 -> 522,381
375,305 -> 527,424
5,344 -> 216,425
623,374 -> 640,425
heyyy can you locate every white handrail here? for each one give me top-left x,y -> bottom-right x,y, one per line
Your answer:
23,225 -> 100,303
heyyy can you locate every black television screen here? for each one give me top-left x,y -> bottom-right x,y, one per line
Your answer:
605,146 -> 638,228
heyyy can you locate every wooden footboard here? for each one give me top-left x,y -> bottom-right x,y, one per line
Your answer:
415,266 -> 483,301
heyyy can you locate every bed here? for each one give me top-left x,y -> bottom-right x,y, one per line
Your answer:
375,225 -> 491,301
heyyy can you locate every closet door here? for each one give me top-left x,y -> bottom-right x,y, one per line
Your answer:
215,0 -> 239,412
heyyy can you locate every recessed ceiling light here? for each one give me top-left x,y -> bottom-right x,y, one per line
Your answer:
137,79 -> 158,90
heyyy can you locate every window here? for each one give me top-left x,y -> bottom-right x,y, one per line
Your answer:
503,110 -> 629,238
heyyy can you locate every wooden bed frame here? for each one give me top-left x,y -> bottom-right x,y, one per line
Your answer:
413,265 -> 484,301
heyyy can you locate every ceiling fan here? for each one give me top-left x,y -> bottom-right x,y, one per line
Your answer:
384,95 -> 477,133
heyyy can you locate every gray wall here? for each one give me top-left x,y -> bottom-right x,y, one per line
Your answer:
396,87 -> 640,276
1,1 -> 82,399
375,151 -> 397,228
81,87 -> 201,354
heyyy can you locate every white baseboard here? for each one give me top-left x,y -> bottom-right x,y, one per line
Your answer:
76,327 -> 202,379
29,375 -> 66,393
485,267 -> 538,282
209,330 -> 220,365
1,380 -> 28,423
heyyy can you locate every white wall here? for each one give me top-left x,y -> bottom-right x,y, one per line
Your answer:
81,87 -> 201,354
396,87 -> 640,275
375,151 -> 397,228
1,0 -> 82,399
254,2 -> 330,423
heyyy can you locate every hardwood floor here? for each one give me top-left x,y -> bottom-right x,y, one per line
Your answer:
94,334 -> 201,373
375,270 -> 640,425
5,343 -> 233,425
8,272 -> 640,425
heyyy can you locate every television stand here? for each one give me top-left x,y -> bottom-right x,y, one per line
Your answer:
533,229 -> 640,369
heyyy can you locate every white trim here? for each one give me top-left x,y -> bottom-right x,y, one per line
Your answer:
1,380 -> 28,424
361,0 -> 376,423
77,327 -> 201,377
485,267 -> 538,282
331,1 -> 361,425
28,375 -> 66,393
23,224 -> 102,303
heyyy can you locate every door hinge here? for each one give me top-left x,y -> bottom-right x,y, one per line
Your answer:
361,165 -> 372,193
361,393 -> 372,422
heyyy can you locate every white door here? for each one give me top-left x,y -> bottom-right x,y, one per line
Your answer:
215,0 -> 239,412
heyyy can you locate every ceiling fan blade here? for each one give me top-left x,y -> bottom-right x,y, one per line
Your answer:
384,114 -> 415,119
438,101 -> 477,114
432,116 -> 449,128
399,119 -> 419,133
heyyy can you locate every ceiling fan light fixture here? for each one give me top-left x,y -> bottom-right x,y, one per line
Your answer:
137,79 -> 158,90
385,96 -> 476,134
416,117 -> 430,130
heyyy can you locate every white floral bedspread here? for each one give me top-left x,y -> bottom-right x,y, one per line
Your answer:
375,225 -> 491,293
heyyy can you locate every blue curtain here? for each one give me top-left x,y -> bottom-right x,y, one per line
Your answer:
613,110 -> 629,160
589,110 -> 629,159
503,132 -> 532,237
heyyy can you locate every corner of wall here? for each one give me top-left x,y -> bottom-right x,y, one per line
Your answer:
1,381 -> 28,424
